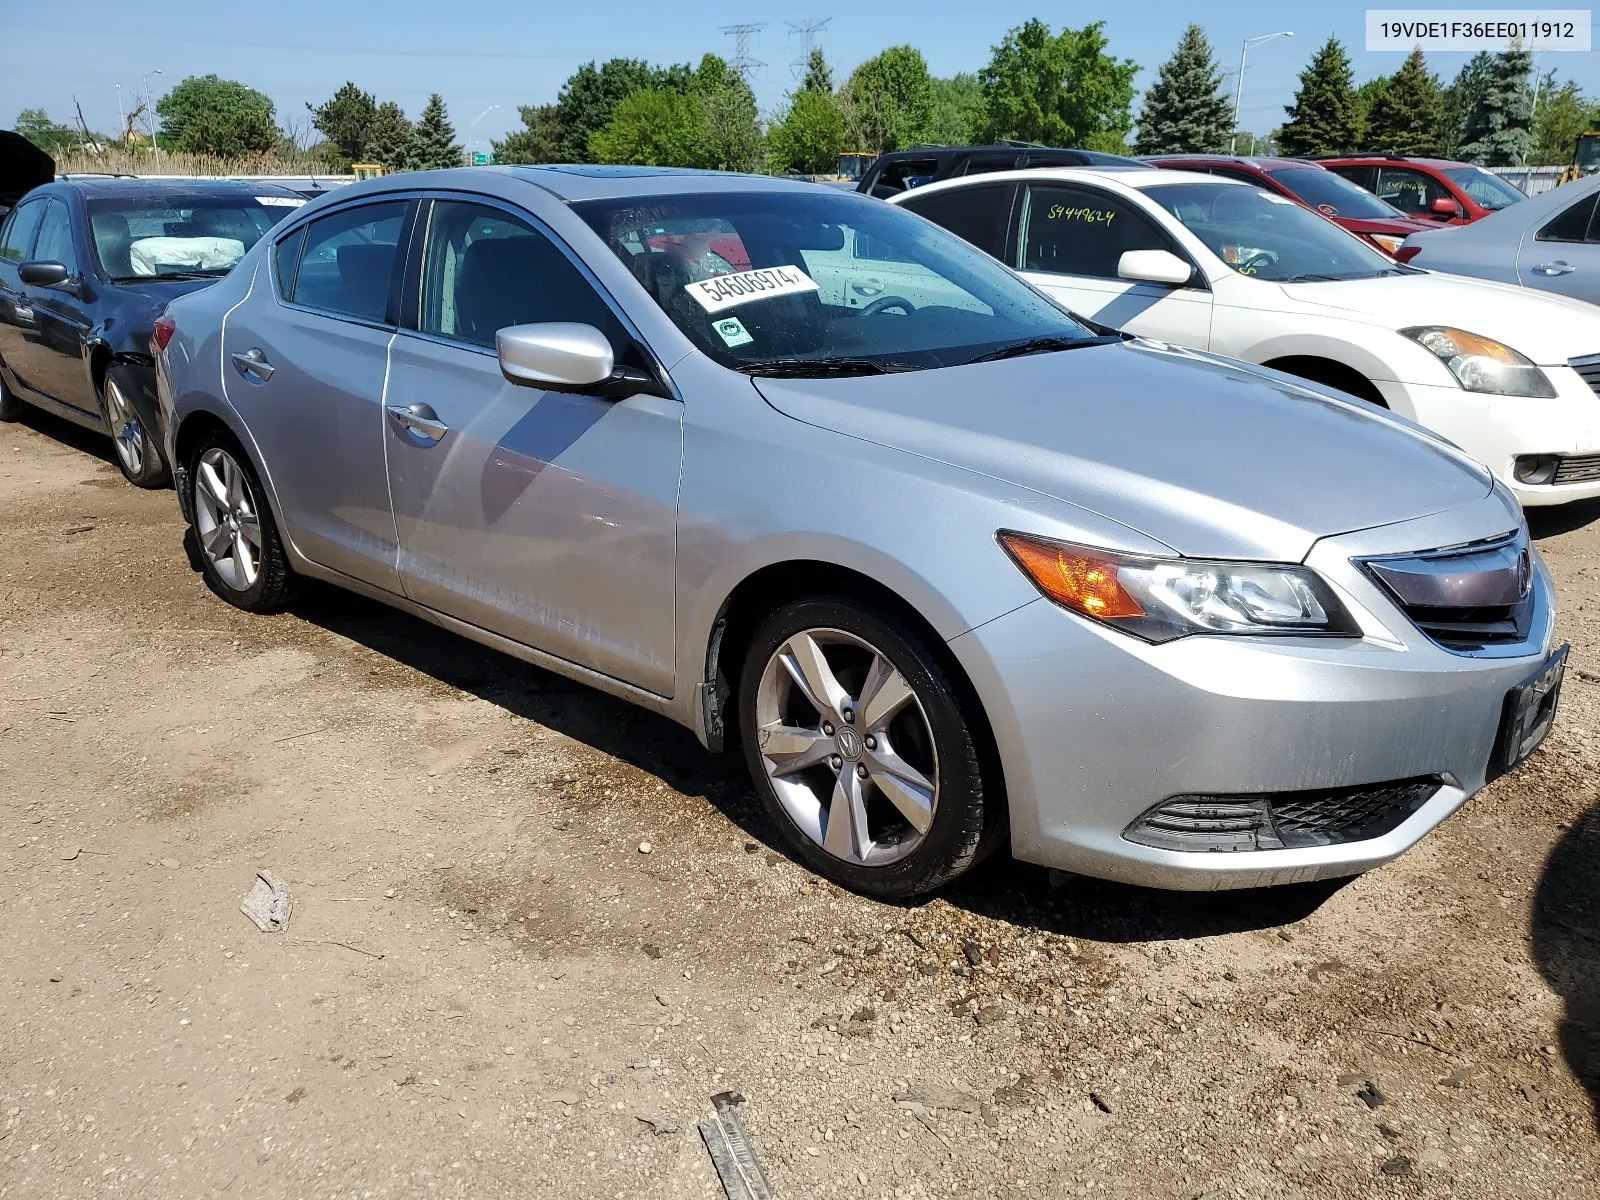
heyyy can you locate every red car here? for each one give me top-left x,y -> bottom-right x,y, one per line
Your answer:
1142,154 -> 1436,255
1314,155 -> 1527,225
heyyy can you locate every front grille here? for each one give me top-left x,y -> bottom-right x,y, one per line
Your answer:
1124,778 -> 1441,852
1360,531 -> 1534,652
1571,353 -> 1600,397
1553,453 -> 1600,484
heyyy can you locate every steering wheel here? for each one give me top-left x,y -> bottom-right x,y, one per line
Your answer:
1239,252 -> 1275,273
861,295 -> 916,316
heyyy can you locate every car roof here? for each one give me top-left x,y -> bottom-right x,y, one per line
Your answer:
1145,154 -> 1327,173
1317,155 -> 1474,169
486,163 -> 838,202
49,175 -> 306,200
896,166 -> 1247,198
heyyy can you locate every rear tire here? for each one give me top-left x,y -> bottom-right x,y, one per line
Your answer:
188,431 -> 295,612
101,363 -> 171,488
738,596 -> 990,899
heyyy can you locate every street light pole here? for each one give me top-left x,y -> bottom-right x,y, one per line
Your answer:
468,104 -> 500,163
1230,32 -> 1293,155
142,69 -> 163,152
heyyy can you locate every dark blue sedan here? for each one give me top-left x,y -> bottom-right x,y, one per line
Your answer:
0,177 -> 305,485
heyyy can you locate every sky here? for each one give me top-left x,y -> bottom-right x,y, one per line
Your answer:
5,1 -> 1599,151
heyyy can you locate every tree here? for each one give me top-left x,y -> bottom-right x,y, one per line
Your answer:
923,75 -> 985,146
1460,45 -> 1533,165
801,48 -> 834,95
1366,48 -> 1444,156
556,59 -> 673,163
14,108 -> 82,152
1439,52 -> 1493,158
589,89 -> 699,166
156,75 -> 279,156
409,94 -> 463,170
362,101 -> 414,170
840,46 -> 934,153
588,55 -> 762,172
768,89 -> 847,173
1133,24 -> 1232,154
1276,37 -> 1364,156
307,82 -> 376,167
1532,79 -> 1599,166
692,54 -> 763,172
494,104 -> 562,164
978,20 -> 1137,152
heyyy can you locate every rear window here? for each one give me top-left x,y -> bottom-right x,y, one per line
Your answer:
1266,169 -> 1402,220
86,193 -> 302,279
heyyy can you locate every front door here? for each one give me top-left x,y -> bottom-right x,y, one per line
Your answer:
220,198 -> 412,591
1012,183 -> 1214,349
383,198 -> 682,696
0,197 -> 47,393
11,197 -> 96,417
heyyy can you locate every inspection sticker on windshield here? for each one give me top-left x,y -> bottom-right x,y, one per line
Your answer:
256,196 -> 307,208
685,265 -> 819,313
713,317 -> 754,347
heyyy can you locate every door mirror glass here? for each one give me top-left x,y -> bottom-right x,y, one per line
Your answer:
1117,249 -> 1193,285
1430,196 -> 1460,216
497,322 -> 615,389
19,260 -> 69,287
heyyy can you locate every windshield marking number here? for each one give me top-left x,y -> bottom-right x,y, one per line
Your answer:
1046,205 -> 1115,225
685,265 -> 820,313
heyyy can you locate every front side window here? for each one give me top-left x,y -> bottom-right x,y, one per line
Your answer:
2,198 -> 46,262
1017,185 -> 1172,279
32,199 -> 77,272
419,200 -> 624,351
1375,167 -> 1450,216
1146,181 -> 1401,282
1267,168 -> 1403,219
86,194 -> 294,279
871,158 -> 941,194
898,184 -> 1013,259
1440,166 -> 1525,211
574,188 -> 1093,374
290,201 -> 408,323
1536,194 -> 1599,244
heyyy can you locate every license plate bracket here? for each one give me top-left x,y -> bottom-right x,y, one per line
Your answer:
1488,644 -> 1568,780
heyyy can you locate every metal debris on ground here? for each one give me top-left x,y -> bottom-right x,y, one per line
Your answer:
240,869 -> 293,933
698,1090 -> 774,1200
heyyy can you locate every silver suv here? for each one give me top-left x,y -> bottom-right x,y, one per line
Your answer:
156,165 -> 1564,897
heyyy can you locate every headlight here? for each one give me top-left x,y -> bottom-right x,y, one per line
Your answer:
998,533 -> 1360,643
1400,326 -> 1556,398
1369,233 -> 1405,254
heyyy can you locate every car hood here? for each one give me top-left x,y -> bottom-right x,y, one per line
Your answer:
751,342 -> 1493,562
1274,271 -> 1599,364
1335,215 -> 1438,236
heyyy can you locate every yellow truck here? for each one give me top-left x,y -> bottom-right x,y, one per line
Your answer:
1559,131 -> 1600,185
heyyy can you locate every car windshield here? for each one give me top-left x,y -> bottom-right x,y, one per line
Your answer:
86,194 -> 302,279
1145,181 -> 1403,282
573,188 -> 1098,374
1266,168 -> 1404,219
1440,166 -> 1526,210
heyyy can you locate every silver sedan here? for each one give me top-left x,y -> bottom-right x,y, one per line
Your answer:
156,166 -> 1564,896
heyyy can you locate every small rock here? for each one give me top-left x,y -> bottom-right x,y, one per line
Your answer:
638,841 -> 652,854
635,1112 -> 679,1135
1355,1081 -> 1386,1109
160,858 -> 180,869
544,1091 -> 579,1106
961,941 -> 984,967
59,847 -> 80,861
642,943 -> 662,959
1089,1092 -> 1113,1114
892,1085 -> 980,1114
502,1046 -> 515,1056
48,973 -> 62,983
1436,1074 -> 1465,1090
1276,928 -> 1294,943
1336,1073 -> 1367,1088
820,957 -> 842,975
974,1004 -> 1006,1027
1378,1123 -> 1401,1141
1380,1156 -> 1414,1177
744,842 -> 759,854
384,888 -> 395,899
1541,1044 -> 1556,1056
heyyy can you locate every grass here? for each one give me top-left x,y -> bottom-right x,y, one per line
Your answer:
53,147 -> 350,178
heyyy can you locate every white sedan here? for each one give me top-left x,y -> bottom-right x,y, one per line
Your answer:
890,167 -> 1600,506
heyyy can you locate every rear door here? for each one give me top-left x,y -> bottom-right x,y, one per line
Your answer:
383,197 -> 682,695
1010,182 -> 1213,346
1518,191 -> 1600,305
220,197 -> 413,591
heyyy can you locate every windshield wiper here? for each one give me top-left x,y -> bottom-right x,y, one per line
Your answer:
964,334 -> 1123,364
734,357 -> 918,377
114,269 -> 228,282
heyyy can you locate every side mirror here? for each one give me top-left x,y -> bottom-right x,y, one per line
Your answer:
1430,196 -> 1460,216
496,322 -> 656,399
1117,249 -> 1194,286
19,260 -> 70,288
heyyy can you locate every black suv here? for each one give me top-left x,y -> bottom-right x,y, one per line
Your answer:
858,145 -> 1151,198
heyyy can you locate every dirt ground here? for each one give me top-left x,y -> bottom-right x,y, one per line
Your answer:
3,408 -> 1600,1200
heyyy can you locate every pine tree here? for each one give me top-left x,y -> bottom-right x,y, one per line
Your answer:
307,82 -> 376,167
1133,25 -> 1232,154
362,101 -> 414,170
410,94 -> 464,170
1439,52 -> 1493,158
801,48 -> 834,95
1366,49 -> 1444,155
1277,36 -> 1364,156
1460,46 -> 1534,165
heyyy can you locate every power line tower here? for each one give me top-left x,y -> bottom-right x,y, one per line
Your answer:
719,22 -> 767,82
786,17 -> 831,80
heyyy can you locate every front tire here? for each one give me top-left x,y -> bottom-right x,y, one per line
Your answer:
101,363 -> 171,487
738,597 -> 991,898
188,432 -> 295,611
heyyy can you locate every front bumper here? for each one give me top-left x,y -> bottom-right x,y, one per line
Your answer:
1380,366 -> 1600,506
950,496 -> 1557,890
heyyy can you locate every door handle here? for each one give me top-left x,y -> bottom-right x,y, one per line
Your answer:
386,402 -> 449,444
230,348 -> 276,381
1530,261 -> 1576,276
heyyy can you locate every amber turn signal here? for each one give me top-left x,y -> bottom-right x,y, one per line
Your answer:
998,533 -> 1145,620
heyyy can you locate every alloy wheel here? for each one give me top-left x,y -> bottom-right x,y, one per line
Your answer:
753,627 -> 939,866
105,376 -> 145,477
193,447 -> 263,592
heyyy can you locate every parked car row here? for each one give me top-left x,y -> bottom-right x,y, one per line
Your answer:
0,151 -> 1576,901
